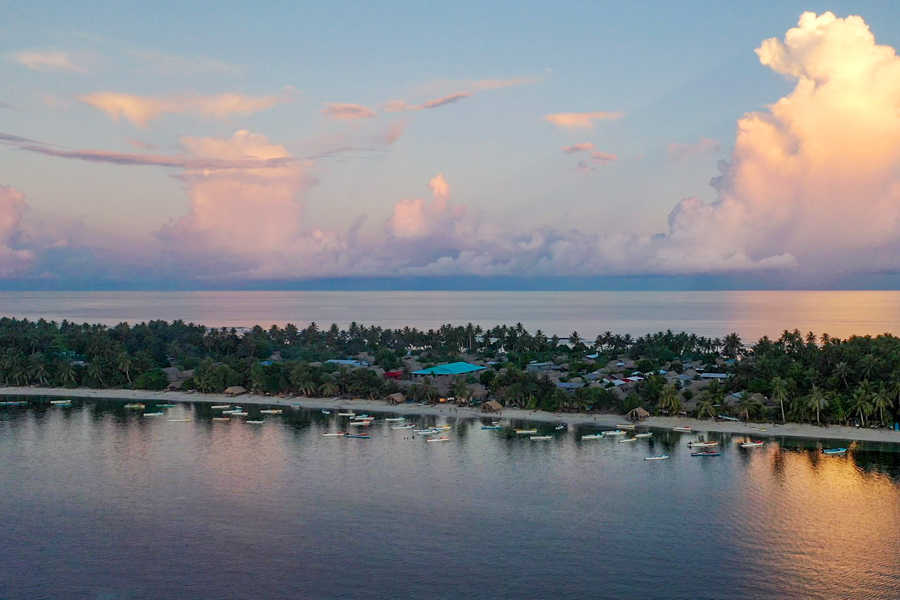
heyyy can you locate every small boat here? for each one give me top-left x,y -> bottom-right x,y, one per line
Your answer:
321,409 -> 331,414
618,438 -> 638,443
616,424 -> 636,430
337,412 -> 355,417
581,433 -> 605,440
353,414 -> 370,419
514,429 -> 538,435
673,426 -> 692,432
750,427 -> 767,432
158,404 -> 177,408
228,412 -> 249,417
54,402 -> 72,408
0,401 -> 27,406
260,409 -> 283,415
481,425 -> 503,430
384,417 -> 406,422
124,403 -> 145,409
718,415 -> 740,422
50,400 -> 71,405
345,433 -> 370,439
348,421 -> 371,427
167,418 -> 192,422
436,425 -> 451,430
246,420 -> 265,424
739,441 -> 765,448
413,429 -> 436,434
555,424 -> 566,430
391,424 -> 414,430
687,441 -> 719,448
212,417 -> 230,422
143,412 -> 165,417
645,454 -> 669,461
634,432 -> 653,438
426,437 -> 450,442
211,405 -> 231,410
603,430 -> 626,436
530,435 -> 553,441
823,447 -> 848,455
322,432 -> 347,437
691,450 -> 721,457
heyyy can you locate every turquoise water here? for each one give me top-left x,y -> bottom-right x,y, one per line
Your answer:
1,290 -> 900,340
2,399 -> 899,599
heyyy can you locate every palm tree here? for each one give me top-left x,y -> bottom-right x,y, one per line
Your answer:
450,376 -> 471,404
657,384 -> 681,415
318,381 -> 340,397
723,332 -> 742,358
770,376 -> 789,423
116,352 -> 133,384
87,362 -> 105,387
806,385 -> 828,426
737,393 -> 763,422
872,384 -> 894,426
57,361 -> 77,387
849,381 -> 874,426
696,396 -> 717,420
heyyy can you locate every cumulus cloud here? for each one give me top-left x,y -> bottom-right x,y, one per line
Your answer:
0,186 -> 34,275
543,111 -> 625,130
80,89 -> 299,126
9,50 -> 91,72
667,137 -> 720,161
321,103 -> 378,120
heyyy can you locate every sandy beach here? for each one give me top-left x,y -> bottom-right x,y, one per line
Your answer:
2,386 -> 898,445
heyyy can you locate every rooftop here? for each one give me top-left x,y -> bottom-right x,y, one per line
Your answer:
412,361 -> 486,376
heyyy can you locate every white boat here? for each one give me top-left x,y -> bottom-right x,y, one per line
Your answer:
260,409 -> 283,415
413,429 -> 435,434
228,412 -> 249,417
426,437 -> 450,442
581,433 -> 605,440
50,400 -> 71,405
322,432 -> 346,437
634,432 -> 653,438
211,405 -> 231,410
247,420 -> 265,424
321,409 -> 331,414
644,454 -> 670,460
739,441 -> 765,448
530,435 -> 553,441
616,424 -> 636,430
436,425 -> 451,430
603,430 -> 626,436
687,441 -> 719,448
212,417 -> 230,422
385,417 -> 406,422
555,424 -> 566,430
143,412 -> 164,417
124,403 -> 145,410
514,429 -> 538,435
672,426 -> 692,432
337,412 -> 355,417
167,418 -> 192,422
348,421 -> 371,427
391,424 -> 414,430
618,438 -> 638,443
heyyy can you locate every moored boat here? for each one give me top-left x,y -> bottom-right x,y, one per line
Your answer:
321,409 -> 331,414
158,404 -> 177,408
246,420 -> 265,424
391,424 -> 414,430
384,417 -> 406,422
603,430 -> 626,436
167,418 -> 192,422
426,436 -> 450,442
337,411 -> 355,416
514,429 -> 538,435
260,409 -> 283,415
481,425 -> 502,430
687,441 -> 719,448
644,454 -> 669,460
50,400 -> 71,405
555,424 -> 566,430
581,433 -> 604,440
739,440 -> 765,448
618,437 -> 638,443
672,426 -> 692,432
143,412 -> 165,417
228,412 -> 249,417
823,447 -> 848,455
124,403 -> 145,410
530,435 -> 553,441
347,421 -> 371,427
615,424 -> 636,430
212,417 -> 230,422
691,450 -> 721,457
634,432 -> 653,438
210,405 -> 231,410
322,432 -> 347,437
345,433 -> 370,439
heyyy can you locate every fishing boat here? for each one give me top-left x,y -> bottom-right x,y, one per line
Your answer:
514,429 -> 538,435
143,412 -> 165,417
167,418 -> 192,422
823,447 -> 848,455
481,425 -> 503,430
210,405 -> 231,410
337,411 -> 355,417
644,454 -> 669,460
345,433 -> 370,439
347,421 -> 371,427
413,428 -> 435,434
555,424 -> 566,430
158,404 -> 177,408
322,432 -> 347,437
50,400 -> 71,405
124,403 -> 146,410
581,433 -> 604,440
54,402 -> 72,408
530,435 -> 553,441
436,425 -> 451,430
618,437 -> 638,443
426,436 -> 450,442
691,450 -> 721,457
687,441 -> 719,448
739,440 -> 765,448
615,424 -> 636,430
212,417 -> 230,422
321,409 -> 331,414
634,432 -> 653,438
353,414 -> 370,419
603,430 -> 626,436
718,415 -> 740,421
391,424 -> 414,430
228,412 -> 249,417
672,426 -> 692,432
0,401 -> 27,406
246,420 -> 265,424
384,417 -> 406,422
260,409 -> 283,415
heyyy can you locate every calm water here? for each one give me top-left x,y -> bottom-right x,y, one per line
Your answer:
1,290 -> 900,340
2,400 -> 900,599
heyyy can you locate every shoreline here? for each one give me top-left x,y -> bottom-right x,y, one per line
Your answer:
2,386 -> 898,445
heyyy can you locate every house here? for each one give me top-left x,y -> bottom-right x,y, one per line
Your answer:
412,362 -> 486,377
327,359 -> 367,367
481,400 -> 503,413
556,382 -> 585,391
387,392 -> 406,404
525,361 -> 556,372
700,373 -> 730,380
383,369 -> 403,380
224,386 -> 247,396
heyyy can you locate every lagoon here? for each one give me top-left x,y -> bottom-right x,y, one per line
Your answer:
2,399 -> 900,599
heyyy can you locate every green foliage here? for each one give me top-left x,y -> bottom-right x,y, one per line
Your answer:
134,368 -> 168,391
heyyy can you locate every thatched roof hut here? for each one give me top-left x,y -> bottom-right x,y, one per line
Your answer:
482,400 -> 503,413
626,406 -> 650,421
224,385 -> 247,396
387,392 -> 406,405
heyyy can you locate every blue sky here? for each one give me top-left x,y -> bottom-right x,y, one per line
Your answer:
2,2 -> 900,288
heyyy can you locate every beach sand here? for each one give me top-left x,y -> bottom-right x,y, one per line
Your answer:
2,386 -> 898,445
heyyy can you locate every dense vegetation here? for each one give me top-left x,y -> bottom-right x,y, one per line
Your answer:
0,318 -> 897,427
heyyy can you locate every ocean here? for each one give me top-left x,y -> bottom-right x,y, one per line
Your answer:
1,290 -> 900,340
1,401 -> 899,599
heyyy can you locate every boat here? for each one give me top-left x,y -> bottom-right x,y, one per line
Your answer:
687,441 -> 719,448
228,412 -> 249,417
345,433 -> 370,439
413,428 -> 436,434
391,424 -> 414,430
615,424 -> 636,430
739,441 -> 765,448
321,409 -> 331,414
750,427 -> 767,432
246,420 -> 265,424
823,447 -> 848,455
426,437 -> 450,442
436,425 -> 451,430
0,401 -> 27,406
718,415 -> 740,421
167,418 -> 192,422
644,454 -> 670,460
158,404 -> 177,408
634,432 -> 653,438
618,438 -> 638,443
385,417 -> 406,422
555,424 -> 566,430
691,450 -> 721,457
260,409 -> 283,415
603,430 -> 626,436
143,412 -> 165,417
210,405 -> 231,410
50,400 -> 71,405
54,402 -> 72,408
672,426 -> 692,432
347,421 -> 371,427
337,412 -> 355,417
124,403 -> 145,410
514,429 -> 538,435
322,432 -> 347,437
581,433 -> 604,440
212,417 -> 230,422
481,425 -> 503,430
530,435 -> 553,441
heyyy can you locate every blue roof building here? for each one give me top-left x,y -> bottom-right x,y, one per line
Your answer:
412,361 -> 486,376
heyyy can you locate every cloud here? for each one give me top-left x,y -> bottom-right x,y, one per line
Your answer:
543,111 -> 625,130
127,50 -> 240,75
384,92 -> 472,113
667,137 -> 720,161
563,143 -> 616,171
468,76 -> 541,91
0,186 -> 34,275
80,89 -> 299,126
321,103 -> 378,120
384,75 -> 537,114
9,50 -> 91,72
562,142 -> 594,154
125,138 -> 155,151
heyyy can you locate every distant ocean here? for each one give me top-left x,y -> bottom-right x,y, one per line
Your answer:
1,290 -> 899,340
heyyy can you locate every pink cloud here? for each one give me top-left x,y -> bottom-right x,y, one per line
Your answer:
9,50 -> 92,73
81,89 -> 299,126
562,142 -> 594,154
589,150 -> 617,165
384,92 -> 472,113
667,137 -> 720,161
543,111 -> 625,130
321,103 -> 378,120
0,186 -> 34,275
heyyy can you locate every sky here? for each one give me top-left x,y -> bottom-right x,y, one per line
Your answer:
2,1 -> 900,289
